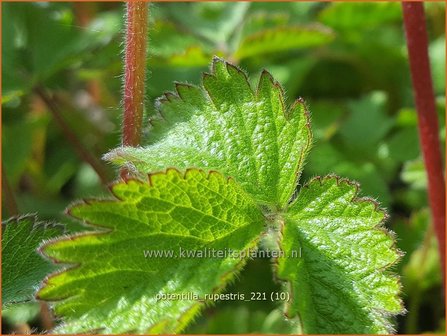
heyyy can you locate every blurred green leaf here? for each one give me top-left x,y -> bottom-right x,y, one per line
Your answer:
234,25 -> 333,61
240,13 -> 290,38
2,302 -> 40,326
404,230 -> 441,293
187,307 -> 296,334
2,115 -> 49,186
308,100 -> 344,140
2,2 -> 119,100
163,2 -> 250,45
396,108 -> 418,127
393,209 -> 430,272
429,37 -> 446,95
401,158 -> 427,190
2,215 -> 63,306
149,20 -> 212,66
319,2 -> 401,32
305,142 -> 391,206
387,127 -> 420,162
83,10 -> 122,46
340,92 -> 393,149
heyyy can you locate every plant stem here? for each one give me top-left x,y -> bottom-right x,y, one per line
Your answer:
122,2 -> 148,148
34,87 -> 109,185
1,163 -> 18,217
39,302 -> 54,331
402,2 -> 445,285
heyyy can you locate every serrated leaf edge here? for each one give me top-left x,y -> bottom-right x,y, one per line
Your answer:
2,214 -> 65,306
37,168 -> 264,334
273,174 -> 405,333
105,57 -> 313,208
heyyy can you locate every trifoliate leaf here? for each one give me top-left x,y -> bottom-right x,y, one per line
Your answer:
105,57 -> 312,208
2,215 -> 63,306
38,169 -> 265,334
277,176 -> 403,334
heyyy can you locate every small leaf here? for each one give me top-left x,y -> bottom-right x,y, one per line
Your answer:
38,169 -> 265,333
277,176 -> 403,334
105,57 -> 312,208
234,25 -> 334,61
2,215 -> 64,306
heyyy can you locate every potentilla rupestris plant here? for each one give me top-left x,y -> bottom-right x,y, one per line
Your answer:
38,57 -> 404,334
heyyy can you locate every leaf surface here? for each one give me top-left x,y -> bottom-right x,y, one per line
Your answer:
105,57 -> 312,208
38,169 -> 264,334
2,215 -> 63,306
277,176 -> 403,334
234,25 -> 334,61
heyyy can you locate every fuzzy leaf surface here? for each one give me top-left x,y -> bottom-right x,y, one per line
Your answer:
38,169 -> 264,334
277,176 -> 403,334
2,215 -> 63,306
105,58 -> 312,208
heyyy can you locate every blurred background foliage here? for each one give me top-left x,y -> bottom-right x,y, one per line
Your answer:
1,2 -> 445,334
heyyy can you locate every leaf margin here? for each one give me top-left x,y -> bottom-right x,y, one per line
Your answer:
275,174 -> 405,334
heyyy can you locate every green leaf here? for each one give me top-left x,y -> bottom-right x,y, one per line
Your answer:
277,176 -> 403,334
2,2 -> 107,98
401,158 -> 427,190
148,20 -> 213,67
239,13 -> 290,38
38,169 -> 264,333
305,143 -> 392,207
429,37 -> 446,95
2,215 -> 63,306
105,57 -> 312,208
187,306 -> 297,334
2,117 -> 44,186
339,92 -> 393,150
393,208 -> 430,273
163,2 -> 250,45
319,2 -> 402,32
234,25 -> 334,61
387,127 -> 420,162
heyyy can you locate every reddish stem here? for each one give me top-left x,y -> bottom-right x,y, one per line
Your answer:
122,2 -> 148,148
35,87 -> 110,185
402,2 -> 445,284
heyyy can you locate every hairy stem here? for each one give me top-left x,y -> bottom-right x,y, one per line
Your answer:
39,302 -> 54,331
1,163 -> 18,217
402,2 -> 445,285
34,87 -> 109,185
122,2 -> 148,148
